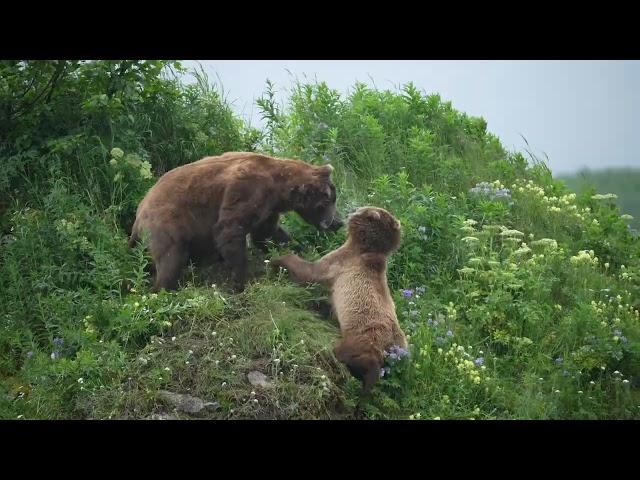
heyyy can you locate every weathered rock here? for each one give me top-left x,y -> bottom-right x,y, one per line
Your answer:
148,412 -> 179,420
157,390 -> 219,414
247,370 -> 273,388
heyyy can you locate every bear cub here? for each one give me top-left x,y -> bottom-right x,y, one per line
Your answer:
273,206 -> 408,392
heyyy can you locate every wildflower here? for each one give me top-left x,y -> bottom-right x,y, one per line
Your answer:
461,236 -> 480,244
446,330 -> 453,337
221,382 -> 227,387
437,348 -> 443,354
274,358 -> 280,363
50,351 -> 61,360
500,229 -> 525,238
171,336 -> 176,342
555,357 -> 563,364
231,354 -> 237,360
139,161 -> 153,179
111,147 -> 124,159
578,391 -> 583,394
589,381 -> 595,385
164,367 -> 170,371
416,286 -> 426,294
591,193 -> 618,200
622,380 -> 630,384
474,357 -> 484,366
109,158 -> 118,166
458,267 -> 476,275
418,226 -> 427,233
26,351 -> 33,359
402,289 -> 414,298
562,370 -> 570,377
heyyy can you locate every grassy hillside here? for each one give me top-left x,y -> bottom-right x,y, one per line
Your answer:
1,61 -> 639,419
561,168 -> 639,232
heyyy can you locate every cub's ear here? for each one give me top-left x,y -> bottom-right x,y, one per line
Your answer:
313,164 -> 334,179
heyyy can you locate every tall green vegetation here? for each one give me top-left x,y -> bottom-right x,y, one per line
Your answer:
1,61 -> 638,419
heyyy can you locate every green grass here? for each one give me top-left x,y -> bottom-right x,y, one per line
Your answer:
1,61 -> 639,420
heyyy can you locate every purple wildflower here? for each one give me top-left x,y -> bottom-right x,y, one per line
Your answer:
427,319 -> 434,326
446,330 -> 454,337
613,329 -> 622,337
620,336 -> 628,343
402,289 -> 414,298
474,357 -> 484,366
396,347 -> 409,359
410,310 -> 419,317
389,353 -> 398,360
53,337 -> 64,348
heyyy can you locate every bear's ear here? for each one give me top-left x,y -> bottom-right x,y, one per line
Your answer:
313,164 -> 334,179
367,209 -> 381,220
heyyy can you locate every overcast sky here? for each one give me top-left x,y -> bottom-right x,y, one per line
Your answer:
181,60 -> 640,175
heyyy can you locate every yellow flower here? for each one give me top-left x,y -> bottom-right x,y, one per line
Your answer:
110,147 -> 124,159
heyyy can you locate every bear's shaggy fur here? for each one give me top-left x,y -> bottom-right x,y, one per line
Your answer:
129,152 -> 343,292
273,206 -> 407,392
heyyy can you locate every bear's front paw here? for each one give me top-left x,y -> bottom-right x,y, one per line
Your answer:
271,255 -> 291,269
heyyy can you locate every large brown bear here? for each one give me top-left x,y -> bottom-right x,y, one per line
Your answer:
129,152 -> 343,292
272,206 -> 408,393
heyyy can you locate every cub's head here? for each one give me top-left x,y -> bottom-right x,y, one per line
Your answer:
291,163 -> 343,232
347,206 -> 401,254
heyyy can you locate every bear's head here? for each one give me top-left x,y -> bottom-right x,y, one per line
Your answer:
347,206 -> 401,254
291,164 -> 343,232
